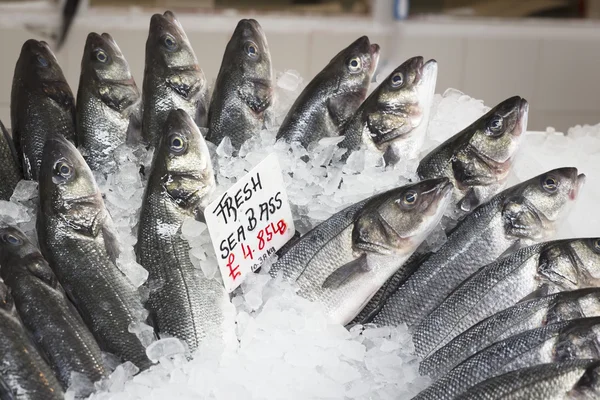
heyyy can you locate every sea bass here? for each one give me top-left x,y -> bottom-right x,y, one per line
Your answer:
76,32 -> 141,170
276,36 -> 379,148
11,39 -> 76,180
0,281 -> 64,399
339,56 -> 438,165
137,109 -> 232,352
422,287 -> 600,379
418,96 -> 528,215
37,134 -> 151,369
270,178 -> 453,325
142,11 -> 209,147
413,317 -> 600,400
206,19 -> 273,150
455,360 -> 600,400
371,167 -> 585,328
0,226 -> 106,389
0,120 -> 22,200
414,238 -> 600,360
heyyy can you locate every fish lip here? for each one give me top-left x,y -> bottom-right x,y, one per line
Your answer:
515,97 -> 529,136
571,173 -> 586,200
369,43 -> 381,72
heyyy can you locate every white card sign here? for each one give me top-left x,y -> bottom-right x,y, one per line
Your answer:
205,153 -> 296,293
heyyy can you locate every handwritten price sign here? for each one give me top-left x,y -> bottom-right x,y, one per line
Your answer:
205,153 -> 296,293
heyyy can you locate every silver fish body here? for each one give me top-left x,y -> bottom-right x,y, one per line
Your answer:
11,40 -> 76,180
418,96 -> 529,216
0,226 -> 106,389
206,19 -> 273,150
37,134 -> 150,369
0,282 -> 64,400
371,167 -> 585,328
421,287 -> 600,379
339,56 -> 438,165
414,238 -> 600,360
76,32 -> 141,171
414,318 -> 600,400
137,109 -> 231,352
270,178 -> 453,325
276,36 -> 379,148
0,120 -> 22,200
142,11 -> 209,147
455,359 -> 600,400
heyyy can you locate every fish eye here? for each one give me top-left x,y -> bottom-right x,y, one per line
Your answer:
487,116 -> 504,135
402,191 -> 418,206
37,55 -> 49,67
163,34 -> 177,50
348,56 -> 362,73
541,176 -> 558,193
2,234 -> 21,245
245,41 -> 259,58
95,49 -> 108,63
391,72 -> 404,88
53,161 -> 73,178
169,135 -> 186,154
593,239 -> 600,252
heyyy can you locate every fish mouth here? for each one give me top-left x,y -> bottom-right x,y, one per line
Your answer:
571,173 -> 586,200
515,97 -> 529,136
418,59 -> 438,87
150,10 -> 182,33
422,178 -> 453,215
369,43 -> 381,73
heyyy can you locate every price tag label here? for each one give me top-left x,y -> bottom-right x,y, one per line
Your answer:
205,153 -> 296,293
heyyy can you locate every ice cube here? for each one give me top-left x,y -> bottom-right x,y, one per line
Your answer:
10,180 -> 38,203
146,338 -> 187,362
216,136 -> 234,158
181,218 -> 207,240
128,322 -> 156,348
276,70 -> 302,92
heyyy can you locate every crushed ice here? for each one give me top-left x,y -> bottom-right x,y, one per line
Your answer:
0,78 -> 597,399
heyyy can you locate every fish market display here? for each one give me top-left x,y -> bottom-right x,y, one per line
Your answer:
0,120 -> 22,200
270,178 -> 453,325
206,19 -> 273,150
0,10 -> 600,400
0,226 -> 107,389
137,109 -> 233,352
276,36 -> 379,147
454,360 -> 600,400
11,39 -> 76,180
413,317 -> 600,400
76,32 -> 141,170
339,56 -> 438,165
414,237 -> 600,359
37,134 -> 151,370
421,287 -> 600,379
0,281 -> 64,399
418,96 -> 528,215
141,11 -> 209,147
371,167 -> 585,328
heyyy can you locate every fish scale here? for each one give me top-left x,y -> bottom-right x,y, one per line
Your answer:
0,120 -> 22,200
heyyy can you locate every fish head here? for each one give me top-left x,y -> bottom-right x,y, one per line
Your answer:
146,11 -> 197,69
16,39 -> 64,83
225,19 -> 272,84
554,318 -> 600,361
39,134 -> 102,224
541,239 -> 600,291
0,226 -> 57,288
507,168 -> 585,239
157,109 -> 215,212
468,96 -> 529,164
82,32 -> 132,82
367,56 -> 438,145
353,178 -> 453,255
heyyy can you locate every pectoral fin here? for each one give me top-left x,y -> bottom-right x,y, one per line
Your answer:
458,188 -> 480,213
518,284 -> 549,303
322,254 -> 370,289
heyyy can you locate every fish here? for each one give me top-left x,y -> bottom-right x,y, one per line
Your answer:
76,32 -> 142,171
370,167 -> 585,328
205,19 -> 273,150
418,96 -> 529,215
414,238 -> 600,361
413,317 -> 600,400
276,36 -> 380,148
454,359 -> 600,400
0,120 -> 22,200
137,109 -> 232,352
0,281 -> 64,399
421,287 -> 600,379
37,134 -> 151,370
338,56 -> 438,165
269,177 -> 453,325
0,226 -> 106,389
141,11 -> 209,147
11,39 -> 76,180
